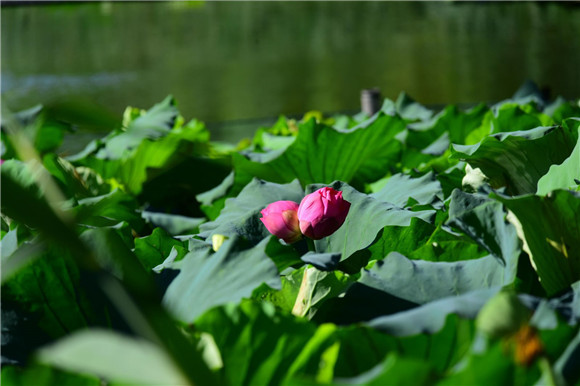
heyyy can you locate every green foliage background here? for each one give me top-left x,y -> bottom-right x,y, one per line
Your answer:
2,83 -> 580,385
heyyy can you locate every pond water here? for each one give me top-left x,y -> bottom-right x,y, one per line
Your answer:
2,1 -> 580,142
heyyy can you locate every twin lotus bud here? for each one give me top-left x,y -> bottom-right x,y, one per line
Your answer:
260,187 -> 351,242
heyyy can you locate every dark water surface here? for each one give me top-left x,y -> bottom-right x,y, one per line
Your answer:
2,1 -> 580,142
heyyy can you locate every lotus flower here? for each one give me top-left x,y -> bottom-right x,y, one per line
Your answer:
260,200 -> 302,243
297,187 -> 351,240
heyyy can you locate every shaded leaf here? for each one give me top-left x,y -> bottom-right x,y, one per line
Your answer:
196,171 -> 235,220
101,96 -> 178,159
291,266 -> 354,319
336,354 -> 434,386
1,170 -> 216,385
74,189 -> 143,231
405,104 -> 488,150
1,236 -> 47,284
367,288 -> 501,336
141,211 -> 204,236
451,125 -> 577,195
1,364 -> 99,386
373,222 -> 487,266
42,154 -> 94,200
301,252 -> 342,271
359,252 -> 516,305
394,92 -> 434,122
1,246 -> 112,364
465,102 -> 550,145
447,189 -> 521,267
550,328 -> 580,385
438,342 -> 517,385
494,190 -> 580,296
134,227 -> 188,271
536,119 -> 580,194
68,97 -> 230,211
194,301 -> 315,386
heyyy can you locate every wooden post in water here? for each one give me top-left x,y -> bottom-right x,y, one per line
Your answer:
360,88 -> 382,116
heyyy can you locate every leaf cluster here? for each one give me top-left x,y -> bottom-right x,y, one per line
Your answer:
2,83 -> 580,385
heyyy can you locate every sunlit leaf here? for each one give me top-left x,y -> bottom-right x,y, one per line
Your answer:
163,237 -> 281,323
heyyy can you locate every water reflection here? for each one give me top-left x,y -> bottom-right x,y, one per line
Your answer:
2,1 -> 579,142
3,72 -> 137,100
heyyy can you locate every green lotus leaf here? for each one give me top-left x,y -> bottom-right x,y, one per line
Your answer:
74,189 -> 144,232
335,354 -> 435,386
451,125 -> 577,195
359,251 -> 516,305
68,97 -> 230,213
36,329 -> 186,385
366,288 -> 501,335
493,190 -> 580,296
1,246 -> 112,364
134,227 -> 188,271
195,300 -> 471,385
141,211 -> 205,236
465,102 -> 552,145
101,96 -> 180,159
393,92 -> 434,122
536,119 -> 580,195
0,364 -> 99,386
194,300 -> 316,385
199,179 -> 304,244
365,217 -> 487,265
163,236 -> 281,323
312,182 -> 435,264
547,328 -> 580,385
405,103 -> 488,150
369,171 -> 444,209
233,112 -> 406,189
545,97 -> 580,123
447,189 -> 521,267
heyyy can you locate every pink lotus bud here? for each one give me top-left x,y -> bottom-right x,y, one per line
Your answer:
260,200 -> 302,243
297,187 -> 351,240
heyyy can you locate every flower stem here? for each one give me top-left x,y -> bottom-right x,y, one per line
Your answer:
538,356 -> 559,386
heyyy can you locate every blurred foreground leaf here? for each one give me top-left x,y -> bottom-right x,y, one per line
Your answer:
37,329 -> 187,385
